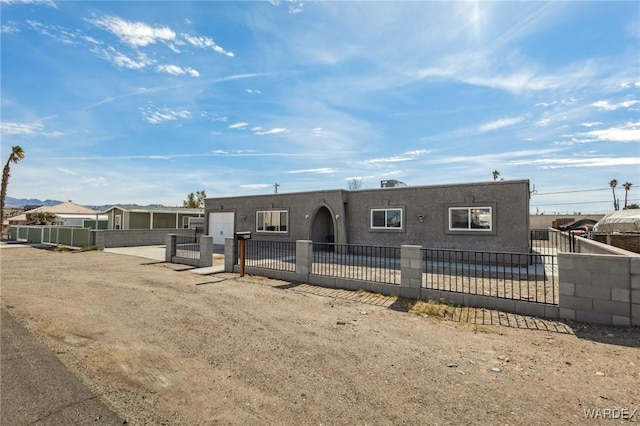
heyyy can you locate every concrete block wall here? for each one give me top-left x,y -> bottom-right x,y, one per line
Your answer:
224,241 -> 560,322
632,258 -> 640,327
91,229 -> 195,248
165,234 -> 214,268
559,253 -> 639,326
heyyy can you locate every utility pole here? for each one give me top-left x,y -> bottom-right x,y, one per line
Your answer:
274,182 -> 280,194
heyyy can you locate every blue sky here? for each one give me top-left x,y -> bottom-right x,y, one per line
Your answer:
1,0 -> 638,213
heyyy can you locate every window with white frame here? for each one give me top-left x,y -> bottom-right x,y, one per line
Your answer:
256,210 -> 288,233
448,207 -> 492,231
370,208 -> 403,229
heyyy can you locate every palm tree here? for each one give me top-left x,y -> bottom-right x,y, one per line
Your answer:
0,145 -> 25,226
623,182 -> 632,209
609,179 -> 618,211
492,170 -> 500,181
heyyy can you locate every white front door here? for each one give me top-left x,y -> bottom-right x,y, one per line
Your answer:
208,212 -> 235,245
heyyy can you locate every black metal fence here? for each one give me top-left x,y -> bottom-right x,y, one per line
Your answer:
232,238 -> 558,305
238,239 -> 296,272
312,243 -> 401,285
422,248 -> 557,304
530,228 -> 578,254
175,235 -> 201,260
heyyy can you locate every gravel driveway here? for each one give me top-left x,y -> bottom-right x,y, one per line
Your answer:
1,245 -> 639,425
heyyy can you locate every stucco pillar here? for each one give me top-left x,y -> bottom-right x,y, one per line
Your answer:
296,240 -> 313,279
224,237 -> 235,272
165,234 -> 176,262
400,245 -> 423,299
198,235 -> 214,268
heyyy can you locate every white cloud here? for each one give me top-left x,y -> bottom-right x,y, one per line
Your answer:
254,128 -> 287,135
0,121 -> 42,135
1,23 -> 20,34
288,0 -> 304,14
590,100 -> 639,111
536,119 -> 550,127
91,46 -> 153,70
182,33 -> 234,56
415,64 -> 561,94
82,35 -> 100,44
364,149 -> 429,164
25,20 -> 80,44
56,167 -> 78,175
0,121 -> 62,137
240,184 -> 271,189
139,106 -> 192,124
582,121 -> 640,143
580,122 -> 602,128
89,16 -> 176,47
509,156 -> 640,169
0,0 -> 57,8
287,168 -> 335,174
156,64 -> 200,77
478,117 -> 525,132
535,101 -> 557,107
229,122 -> 249,129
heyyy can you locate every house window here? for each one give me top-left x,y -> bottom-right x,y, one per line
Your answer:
257,210 -> 288,233
448,207 -> 492,231
370,208 -> 403,229
182,217 -> 190,228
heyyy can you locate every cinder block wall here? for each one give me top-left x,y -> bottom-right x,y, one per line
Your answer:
91,229 -> 196,248
559,253 -> 639,326
633,258 -> 640,327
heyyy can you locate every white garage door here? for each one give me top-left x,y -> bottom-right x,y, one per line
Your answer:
208,212 -> 235,245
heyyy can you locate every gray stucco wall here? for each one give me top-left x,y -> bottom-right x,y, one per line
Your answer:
206,190 -> 349,244
345,180 -> 530,252
205,180 -> 530,252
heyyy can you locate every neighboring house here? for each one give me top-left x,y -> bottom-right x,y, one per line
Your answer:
204,179 -> 531,252
102,206 -> 204,230
4,201 -> 104,228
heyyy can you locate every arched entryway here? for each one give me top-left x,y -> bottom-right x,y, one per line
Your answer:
310,206 -> 335,250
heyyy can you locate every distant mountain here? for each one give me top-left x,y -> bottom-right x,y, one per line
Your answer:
5,197 -> 63,208
5,197 -> 169,210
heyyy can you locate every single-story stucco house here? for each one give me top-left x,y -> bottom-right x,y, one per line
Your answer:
204,179 -> 531,252
4,201 -> 106,228
102,206 -> 204,230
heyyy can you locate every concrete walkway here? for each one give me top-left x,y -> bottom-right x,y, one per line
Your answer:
104,245 -> 225,274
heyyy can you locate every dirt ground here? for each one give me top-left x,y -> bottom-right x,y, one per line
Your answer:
1,245 -> 639,425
